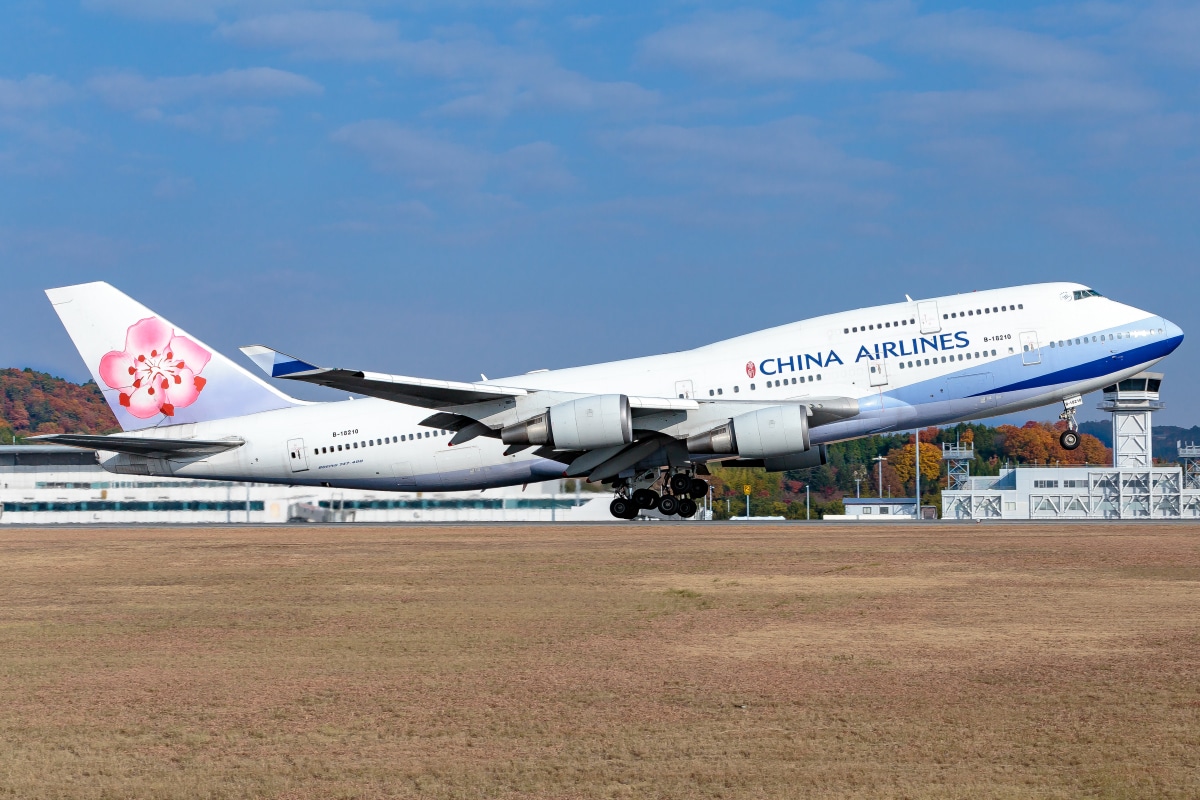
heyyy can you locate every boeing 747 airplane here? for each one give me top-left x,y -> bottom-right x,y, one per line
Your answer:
39,282 -> 1182,518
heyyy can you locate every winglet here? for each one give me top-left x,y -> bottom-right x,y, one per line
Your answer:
240,345 -> 322,378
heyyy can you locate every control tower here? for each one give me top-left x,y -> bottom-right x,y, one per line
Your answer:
1098,372 -> 1163,468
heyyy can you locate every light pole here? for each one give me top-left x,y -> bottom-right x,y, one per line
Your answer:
855,479 -> 861,499
872,455 -> 887,498
914,430 -> 921,521
805,484 -> 810,520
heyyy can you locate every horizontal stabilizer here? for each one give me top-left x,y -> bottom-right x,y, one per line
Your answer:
33,433 -> 245,458
240,345 -> 528,409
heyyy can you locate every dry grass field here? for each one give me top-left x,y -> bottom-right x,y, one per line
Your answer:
0,522 -> 1197,799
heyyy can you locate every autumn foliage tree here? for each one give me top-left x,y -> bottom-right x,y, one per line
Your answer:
995,421 -> 1110,465
890,440 -> 943,488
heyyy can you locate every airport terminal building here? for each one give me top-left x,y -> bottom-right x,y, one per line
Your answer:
0,447 -> 612,524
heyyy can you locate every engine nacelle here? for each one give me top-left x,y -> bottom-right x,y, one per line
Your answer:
501,394 -> 632,450
733,404 -> 810,458
764,445 -> 827,472
687,405 -> 811,459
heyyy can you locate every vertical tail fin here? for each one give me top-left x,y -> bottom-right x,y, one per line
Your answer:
46,281 -> 301,431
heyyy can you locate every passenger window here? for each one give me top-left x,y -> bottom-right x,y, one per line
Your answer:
1018,304 -> 1024,309
734,386 -> 739,393
844,328 -> 849,334
750,383 -> 756,390
709,389 -> 714,396
791,377 -> 797,384
717,388 -> 723,395
817,374 -> 821,381
885,322 -> 890,328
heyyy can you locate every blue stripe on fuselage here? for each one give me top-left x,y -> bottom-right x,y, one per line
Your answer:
975,334 -> 1182,396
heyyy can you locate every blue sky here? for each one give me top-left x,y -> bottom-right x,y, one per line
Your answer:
2,1 -> 1198,424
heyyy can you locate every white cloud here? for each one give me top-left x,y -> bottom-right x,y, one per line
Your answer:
1124,3 -> 1200,67
331,120 -> 575,196
893,79 -> 1156,120
88,67 -> 321,111
639,10 -> 890,82
902,13 -> 1107,77
221,12 -> 658,117
216,11 -> 402,60
0,75 -> 73,111
331,122 -> 488,190
609,117 -> 890,200
82,0 -> 303,24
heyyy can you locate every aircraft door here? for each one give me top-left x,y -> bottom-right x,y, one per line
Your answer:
674,380 -> 694,399
869,360 -> 889,387
287,438 -> 309,473
1020,331 -> 1041,365
917,301 -> 941,333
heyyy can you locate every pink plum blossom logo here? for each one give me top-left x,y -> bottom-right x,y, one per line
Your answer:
745,361 -> 756,379
99,317 -> 211,419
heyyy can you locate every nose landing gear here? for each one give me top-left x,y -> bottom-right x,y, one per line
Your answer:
1059,394 -> 1083,450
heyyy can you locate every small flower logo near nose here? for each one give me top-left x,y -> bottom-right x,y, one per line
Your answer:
98,317 -> 211,419
745,361 -> 756,379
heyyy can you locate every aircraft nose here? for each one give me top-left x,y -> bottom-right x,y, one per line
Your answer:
1162,317 -> 1184,347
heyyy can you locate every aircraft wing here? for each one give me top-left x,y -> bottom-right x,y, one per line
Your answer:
240,345 -> 529,409
241,345 -> 704,413
32,434 -> 245,458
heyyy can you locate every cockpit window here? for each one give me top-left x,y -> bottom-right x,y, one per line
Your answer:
1073,289 -> 1103,300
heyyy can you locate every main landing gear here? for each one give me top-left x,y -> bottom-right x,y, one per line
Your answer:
1059,394 -> 1083,450
608,470 -> 708,520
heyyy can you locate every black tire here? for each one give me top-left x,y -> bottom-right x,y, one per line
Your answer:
677,498 -> 698,518
1060,430 -> 1080,450
633,488 -> 660,509
668,473 -> 692,495
609,498 -> 637,519
658,494 -> 680,516
689,478 -> 709,499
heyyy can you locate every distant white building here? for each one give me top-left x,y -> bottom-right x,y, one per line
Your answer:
825,497 -> 937,521
0,446 -> 612,524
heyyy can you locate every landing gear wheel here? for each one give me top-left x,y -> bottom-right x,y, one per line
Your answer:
1060,430 -> 1080,450
633,488 -> 660,509
668,473 -> 692,495
658,495 -> 680,516
677,498 -> 698,518
609,497 -> 638,519
688,478 -> 708,499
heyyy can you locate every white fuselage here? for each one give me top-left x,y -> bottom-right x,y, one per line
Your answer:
101,282 -> 1182,491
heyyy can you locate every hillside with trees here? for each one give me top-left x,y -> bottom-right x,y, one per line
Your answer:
0,368 -> 119,442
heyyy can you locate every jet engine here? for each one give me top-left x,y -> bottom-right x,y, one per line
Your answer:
686,404 -> 810,459
501,394 -> 633,450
